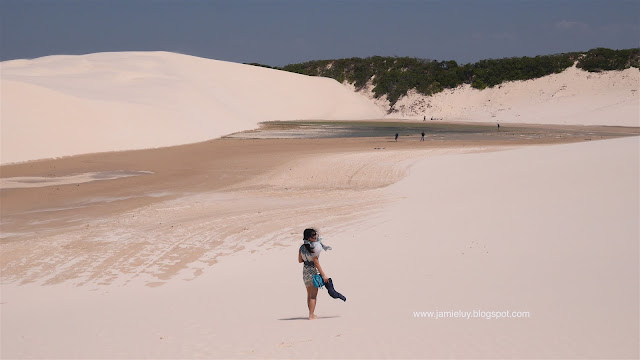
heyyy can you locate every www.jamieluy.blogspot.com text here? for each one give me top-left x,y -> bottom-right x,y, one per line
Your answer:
413,310 -> 531,320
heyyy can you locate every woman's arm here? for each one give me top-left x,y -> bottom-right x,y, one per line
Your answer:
298,250 -> 303,263
313,257 -> 328,282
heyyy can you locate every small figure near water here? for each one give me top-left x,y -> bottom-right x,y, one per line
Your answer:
395,133 -> 399,142
421,131 -> 425,141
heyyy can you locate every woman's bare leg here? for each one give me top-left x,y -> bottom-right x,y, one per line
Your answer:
306,285 -> 318,319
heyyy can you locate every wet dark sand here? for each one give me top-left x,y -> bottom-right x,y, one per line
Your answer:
1,121 -> 637,241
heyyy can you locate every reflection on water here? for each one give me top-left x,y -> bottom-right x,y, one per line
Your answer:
225,120 -> 639,142
227,121 -> 501,139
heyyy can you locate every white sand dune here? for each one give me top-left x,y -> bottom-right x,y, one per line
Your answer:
1,52 -> 384,164
388,65 -> 640,126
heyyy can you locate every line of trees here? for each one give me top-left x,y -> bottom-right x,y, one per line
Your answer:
248,48 -> 638,109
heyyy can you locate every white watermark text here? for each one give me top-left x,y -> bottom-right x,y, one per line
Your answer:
413,310 -> 531,320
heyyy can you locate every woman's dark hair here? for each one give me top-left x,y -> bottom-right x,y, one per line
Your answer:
303,228 -> 317,240
303,228 -> 317,252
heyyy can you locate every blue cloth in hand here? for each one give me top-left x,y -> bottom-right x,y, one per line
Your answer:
325,278 -> 346,302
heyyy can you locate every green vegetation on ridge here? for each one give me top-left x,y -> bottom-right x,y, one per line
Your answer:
248,48 -> 639,111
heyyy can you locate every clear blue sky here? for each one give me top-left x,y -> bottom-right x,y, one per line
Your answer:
1,0 -> 638,66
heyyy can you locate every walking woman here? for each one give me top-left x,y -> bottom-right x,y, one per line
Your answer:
298,228 -> 329,320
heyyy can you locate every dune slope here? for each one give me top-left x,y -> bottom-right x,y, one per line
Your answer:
389,65 -> 640,126
1,52 -> 384,164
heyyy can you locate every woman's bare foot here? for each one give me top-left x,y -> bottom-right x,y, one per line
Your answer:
308,314 -> 318,320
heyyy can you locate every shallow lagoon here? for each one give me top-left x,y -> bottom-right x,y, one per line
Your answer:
226,120 -> 639,142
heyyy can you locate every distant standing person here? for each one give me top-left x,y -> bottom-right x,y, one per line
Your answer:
395,133 -> 399,142
421,131 -> 425,141
497,123 -> 500,129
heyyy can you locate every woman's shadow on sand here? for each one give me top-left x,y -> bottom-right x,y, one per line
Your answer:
278,315 -> 340,321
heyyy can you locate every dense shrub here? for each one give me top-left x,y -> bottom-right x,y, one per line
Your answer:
576,48 -> 640,72
470,54 -> 575,89
249,48 -> 638,109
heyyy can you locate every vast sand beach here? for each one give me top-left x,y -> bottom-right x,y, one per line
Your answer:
1,52 -> 638,358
